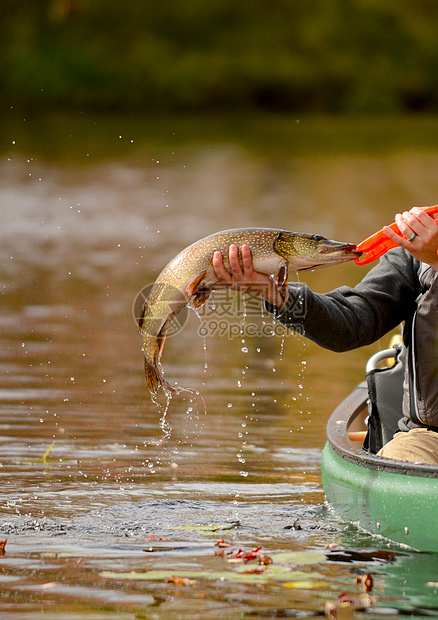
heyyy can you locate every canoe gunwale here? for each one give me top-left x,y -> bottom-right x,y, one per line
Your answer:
326,382 -> 438,478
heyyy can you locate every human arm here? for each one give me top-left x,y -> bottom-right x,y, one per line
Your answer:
268,247 -> 420,351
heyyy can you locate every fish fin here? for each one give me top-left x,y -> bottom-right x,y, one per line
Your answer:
144,358 -> 178,395
145,358 -> 161,394
276,260 -> 288,288
186,271 -> 207,296
157,320 -> 170,358
185,270 -> 211,310
275,261 -> 289,306
190,290 -> 211,310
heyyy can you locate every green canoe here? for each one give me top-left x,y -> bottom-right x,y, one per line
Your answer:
321,381 -> 438,552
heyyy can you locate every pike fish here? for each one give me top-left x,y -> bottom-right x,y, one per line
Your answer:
139,228 -> 361,395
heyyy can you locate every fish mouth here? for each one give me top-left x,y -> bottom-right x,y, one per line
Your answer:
319,242 -> 362,257
296,242 -> 363,271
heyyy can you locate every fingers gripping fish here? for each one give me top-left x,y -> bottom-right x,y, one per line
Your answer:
139,228 -> 360,395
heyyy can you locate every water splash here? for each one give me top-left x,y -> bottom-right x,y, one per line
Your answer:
144,383 -> 208,472
279,331 -> 286,358
178,387 -> 207,443
189,302 -> 209,371
150,383 -> 173,439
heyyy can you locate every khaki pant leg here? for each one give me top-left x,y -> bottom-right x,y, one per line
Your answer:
377,428 -> 438,465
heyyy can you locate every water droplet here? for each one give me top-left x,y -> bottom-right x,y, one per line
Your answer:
240,471 -> 248,477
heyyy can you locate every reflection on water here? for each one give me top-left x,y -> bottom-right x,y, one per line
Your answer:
1,113 -> 438,617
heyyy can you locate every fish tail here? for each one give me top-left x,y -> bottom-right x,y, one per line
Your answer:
144,358 -> 161,394
144,358 -> 179,396
142,315 -> 179,394
141,329 -> 160,394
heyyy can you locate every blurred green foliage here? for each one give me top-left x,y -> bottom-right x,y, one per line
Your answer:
2,0 -> 438,113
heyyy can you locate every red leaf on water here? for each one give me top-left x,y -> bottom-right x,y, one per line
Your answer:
357,572 -> 373,592
215,539 -> 233,548
165,575 -> 197,586
149,534 -> 169,541
223,545 -> 272,565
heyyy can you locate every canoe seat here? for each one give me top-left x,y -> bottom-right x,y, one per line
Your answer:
363,343 -> 406,454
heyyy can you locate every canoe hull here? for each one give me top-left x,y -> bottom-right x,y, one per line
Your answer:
322,382 -> 438,552
322,442 -> 438,551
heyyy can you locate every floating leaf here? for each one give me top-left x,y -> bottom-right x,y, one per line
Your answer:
284,580 -> 327,589
149,534 -> 169,541
271,551 -> 326,565
144,541 -> 214,553
325,590 -> 376,617
220,545 -> 272,565
356,572 -> 373,592
43,441 -> 55,462
168,522 -> 239,534
165,575 -> 197,586
101,567 -> 324,586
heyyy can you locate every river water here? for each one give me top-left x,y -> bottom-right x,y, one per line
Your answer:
2,112 -> 438,618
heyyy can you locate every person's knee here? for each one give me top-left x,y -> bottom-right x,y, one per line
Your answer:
377,428 -> 438,465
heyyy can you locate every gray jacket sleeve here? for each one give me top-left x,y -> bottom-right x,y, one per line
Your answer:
266,248 -> 421,352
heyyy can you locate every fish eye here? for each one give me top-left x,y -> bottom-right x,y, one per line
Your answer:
313,235 -> 325,242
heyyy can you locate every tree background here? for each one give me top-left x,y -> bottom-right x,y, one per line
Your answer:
2,0 -> 438,113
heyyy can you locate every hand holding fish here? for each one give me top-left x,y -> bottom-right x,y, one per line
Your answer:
212,244 -> 289,309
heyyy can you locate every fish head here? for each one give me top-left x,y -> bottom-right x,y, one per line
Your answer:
274,231 -> 362,271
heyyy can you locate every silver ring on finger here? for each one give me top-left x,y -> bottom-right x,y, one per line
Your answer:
408,232 -> 418,243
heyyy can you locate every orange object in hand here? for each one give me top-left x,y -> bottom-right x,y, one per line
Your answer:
354,204 -> 438,265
